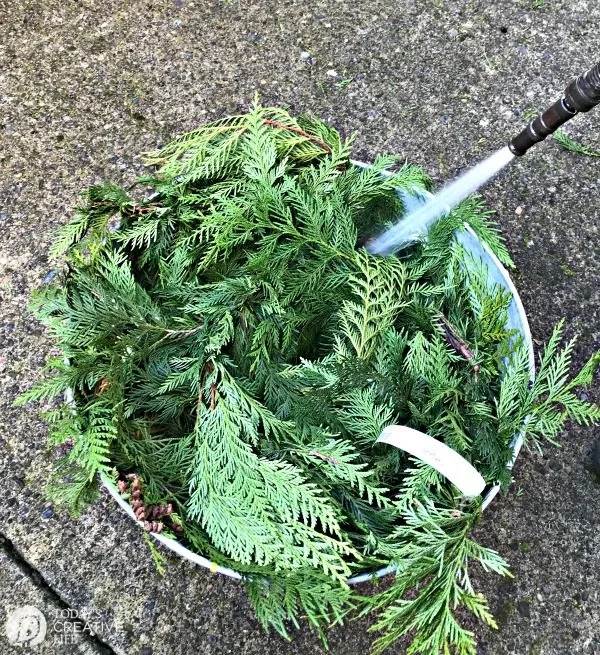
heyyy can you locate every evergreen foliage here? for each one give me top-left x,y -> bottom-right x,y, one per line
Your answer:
553,130 -> 600,158
18,103 -> 600,655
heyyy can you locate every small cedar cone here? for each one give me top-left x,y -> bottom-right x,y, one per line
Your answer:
146,503 -> 175,520
97,378 -> 111,394
117,473 -> 175,536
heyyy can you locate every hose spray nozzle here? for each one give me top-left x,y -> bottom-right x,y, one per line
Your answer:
509,62 -> 600,156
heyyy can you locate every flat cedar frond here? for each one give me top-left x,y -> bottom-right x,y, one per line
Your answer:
45,462 -> 102,516
362,499 -> 509,655
18,103 -> 599,655
338,254 -> 408,361
245,569 -> 353,641
552,130 -> 600,158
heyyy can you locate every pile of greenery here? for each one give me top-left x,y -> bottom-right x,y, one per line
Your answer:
20,104 -> 599,655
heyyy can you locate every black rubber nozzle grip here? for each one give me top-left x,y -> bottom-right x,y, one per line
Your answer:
509,62 -> 600,156
509,98 -> 576,156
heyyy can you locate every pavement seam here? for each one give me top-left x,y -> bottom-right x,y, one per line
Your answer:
0,531 -> 118,655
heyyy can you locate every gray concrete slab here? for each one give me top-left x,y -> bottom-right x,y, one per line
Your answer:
1,1 -> 599,654
0,536 -> 112,655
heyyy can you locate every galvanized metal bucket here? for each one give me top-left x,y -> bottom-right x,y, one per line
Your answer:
101,163 -> 536,585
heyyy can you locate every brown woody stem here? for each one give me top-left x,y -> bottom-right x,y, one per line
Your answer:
263,119 -> 332,153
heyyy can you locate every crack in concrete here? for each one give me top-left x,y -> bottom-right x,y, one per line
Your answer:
0,532 -> 117,655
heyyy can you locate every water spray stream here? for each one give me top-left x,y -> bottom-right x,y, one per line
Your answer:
367,147 -> 514,255
367,61 -> 600,256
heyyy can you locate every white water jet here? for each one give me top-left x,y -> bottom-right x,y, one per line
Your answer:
367,146 -> 515,255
